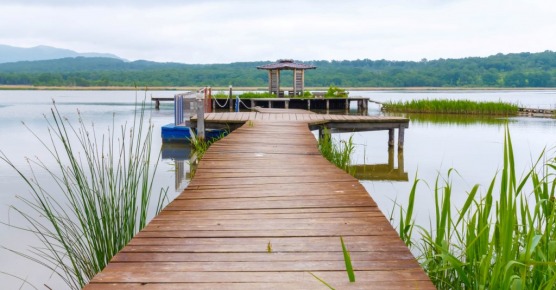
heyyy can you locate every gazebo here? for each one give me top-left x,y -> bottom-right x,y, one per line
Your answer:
257,59 -> 316,97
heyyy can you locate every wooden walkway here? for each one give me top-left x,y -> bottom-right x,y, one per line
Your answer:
85,118 -> 434,289
190,111 -> 410,149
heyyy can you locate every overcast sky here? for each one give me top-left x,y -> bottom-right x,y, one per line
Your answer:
0,0 -> 555,64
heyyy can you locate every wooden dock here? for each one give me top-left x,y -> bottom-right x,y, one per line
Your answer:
190,111 -> 409,150
85,113 -> 433,289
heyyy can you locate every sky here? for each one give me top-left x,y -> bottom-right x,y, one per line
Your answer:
0,0 -> 555,64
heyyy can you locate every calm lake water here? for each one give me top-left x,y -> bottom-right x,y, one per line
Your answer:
1,89 -> 555,289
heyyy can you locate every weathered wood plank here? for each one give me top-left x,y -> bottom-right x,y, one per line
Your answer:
85,118 -> 431,289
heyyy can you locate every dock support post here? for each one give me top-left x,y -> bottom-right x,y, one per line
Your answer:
364,100 -> 368,115
269,100 -> 272,108
229,86 -> 233,112
308,100 -> 311,110
326,99 -> 330,114
285,100 -> 289,109
196,95 -> 205,141
251,99 -> 254,110
388,129 -> 395,147
345,99 -> 349,114
398,126 -> 405,150
318,126 -> 326,141
155,99 -> 160,110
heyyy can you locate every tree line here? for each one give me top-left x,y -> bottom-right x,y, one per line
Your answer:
1,51 -> 555,87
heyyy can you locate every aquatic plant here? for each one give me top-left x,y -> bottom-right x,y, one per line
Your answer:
398,127 -> 556,289
189,131 -> 228,165
383,99 -> 519,115
318,128 -> 355,174
0,99 -> 167,289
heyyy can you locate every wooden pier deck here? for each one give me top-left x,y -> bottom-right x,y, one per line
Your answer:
85,115 -> 433,289
190,111 -> 410,149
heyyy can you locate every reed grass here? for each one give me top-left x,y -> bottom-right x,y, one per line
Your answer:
188,130 -> 228,178
189,130 -> 227,161
0,99 -> 167,289
340,236 -> 356,282
383,99 -> 519,115
399,127 -> 556,289
318,128 -> 355,174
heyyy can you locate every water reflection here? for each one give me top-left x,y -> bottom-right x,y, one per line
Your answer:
349,148 -> 408,181
160,143 -> 191,191
161,142 -> 409,185
389,113 -> 513,126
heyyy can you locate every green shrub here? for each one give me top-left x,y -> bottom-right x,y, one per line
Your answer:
324,86 -> 349,98
238,92 -> 275,98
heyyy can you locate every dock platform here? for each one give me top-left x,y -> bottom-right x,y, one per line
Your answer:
85,113 -> 433,289
190,111 -> 409,149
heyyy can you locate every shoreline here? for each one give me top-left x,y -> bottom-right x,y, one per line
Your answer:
1,85 -> 556,92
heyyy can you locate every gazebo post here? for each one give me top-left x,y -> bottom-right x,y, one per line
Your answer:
257,59 -> 316,99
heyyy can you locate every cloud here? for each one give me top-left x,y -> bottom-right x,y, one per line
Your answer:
1,0 -> 555,63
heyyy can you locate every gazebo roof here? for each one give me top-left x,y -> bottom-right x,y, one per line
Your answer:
257,59 -> 316,70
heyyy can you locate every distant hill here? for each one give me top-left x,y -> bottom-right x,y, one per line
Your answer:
0,44 -> 124,64
0,51 -> 555,88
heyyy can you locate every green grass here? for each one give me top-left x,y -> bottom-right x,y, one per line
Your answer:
310,237 -> 356,289
318,128 -> 355,174
188,130 -> 228,177
340,237 -> 356,282
398,127 -> 556,289
212,92 -> 229,99
0,98 -> 167,289
238,92 -> 276,99
383,99 -> 519,115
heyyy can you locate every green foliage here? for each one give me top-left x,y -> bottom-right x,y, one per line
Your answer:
309,237 -> 357,289
212,92 -> 229,99
238,92 -> 275,99
295,90 -> 314,99
0,99 -> 167,289
309,272 -> 336,290
398,127 -> 556,289
318,128 -> 355,174
189,131 -> 227,162
324,86 -> 349,98
340,237 -> 356,282
2,51 -> 556,87
383,99 -> 519,115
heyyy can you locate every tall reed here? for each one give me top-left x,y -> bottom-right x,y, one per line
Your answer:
399,127 -> 556,289
318,128 -> 355,174
383,99 -> 519,115
0,99 -> 167,289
